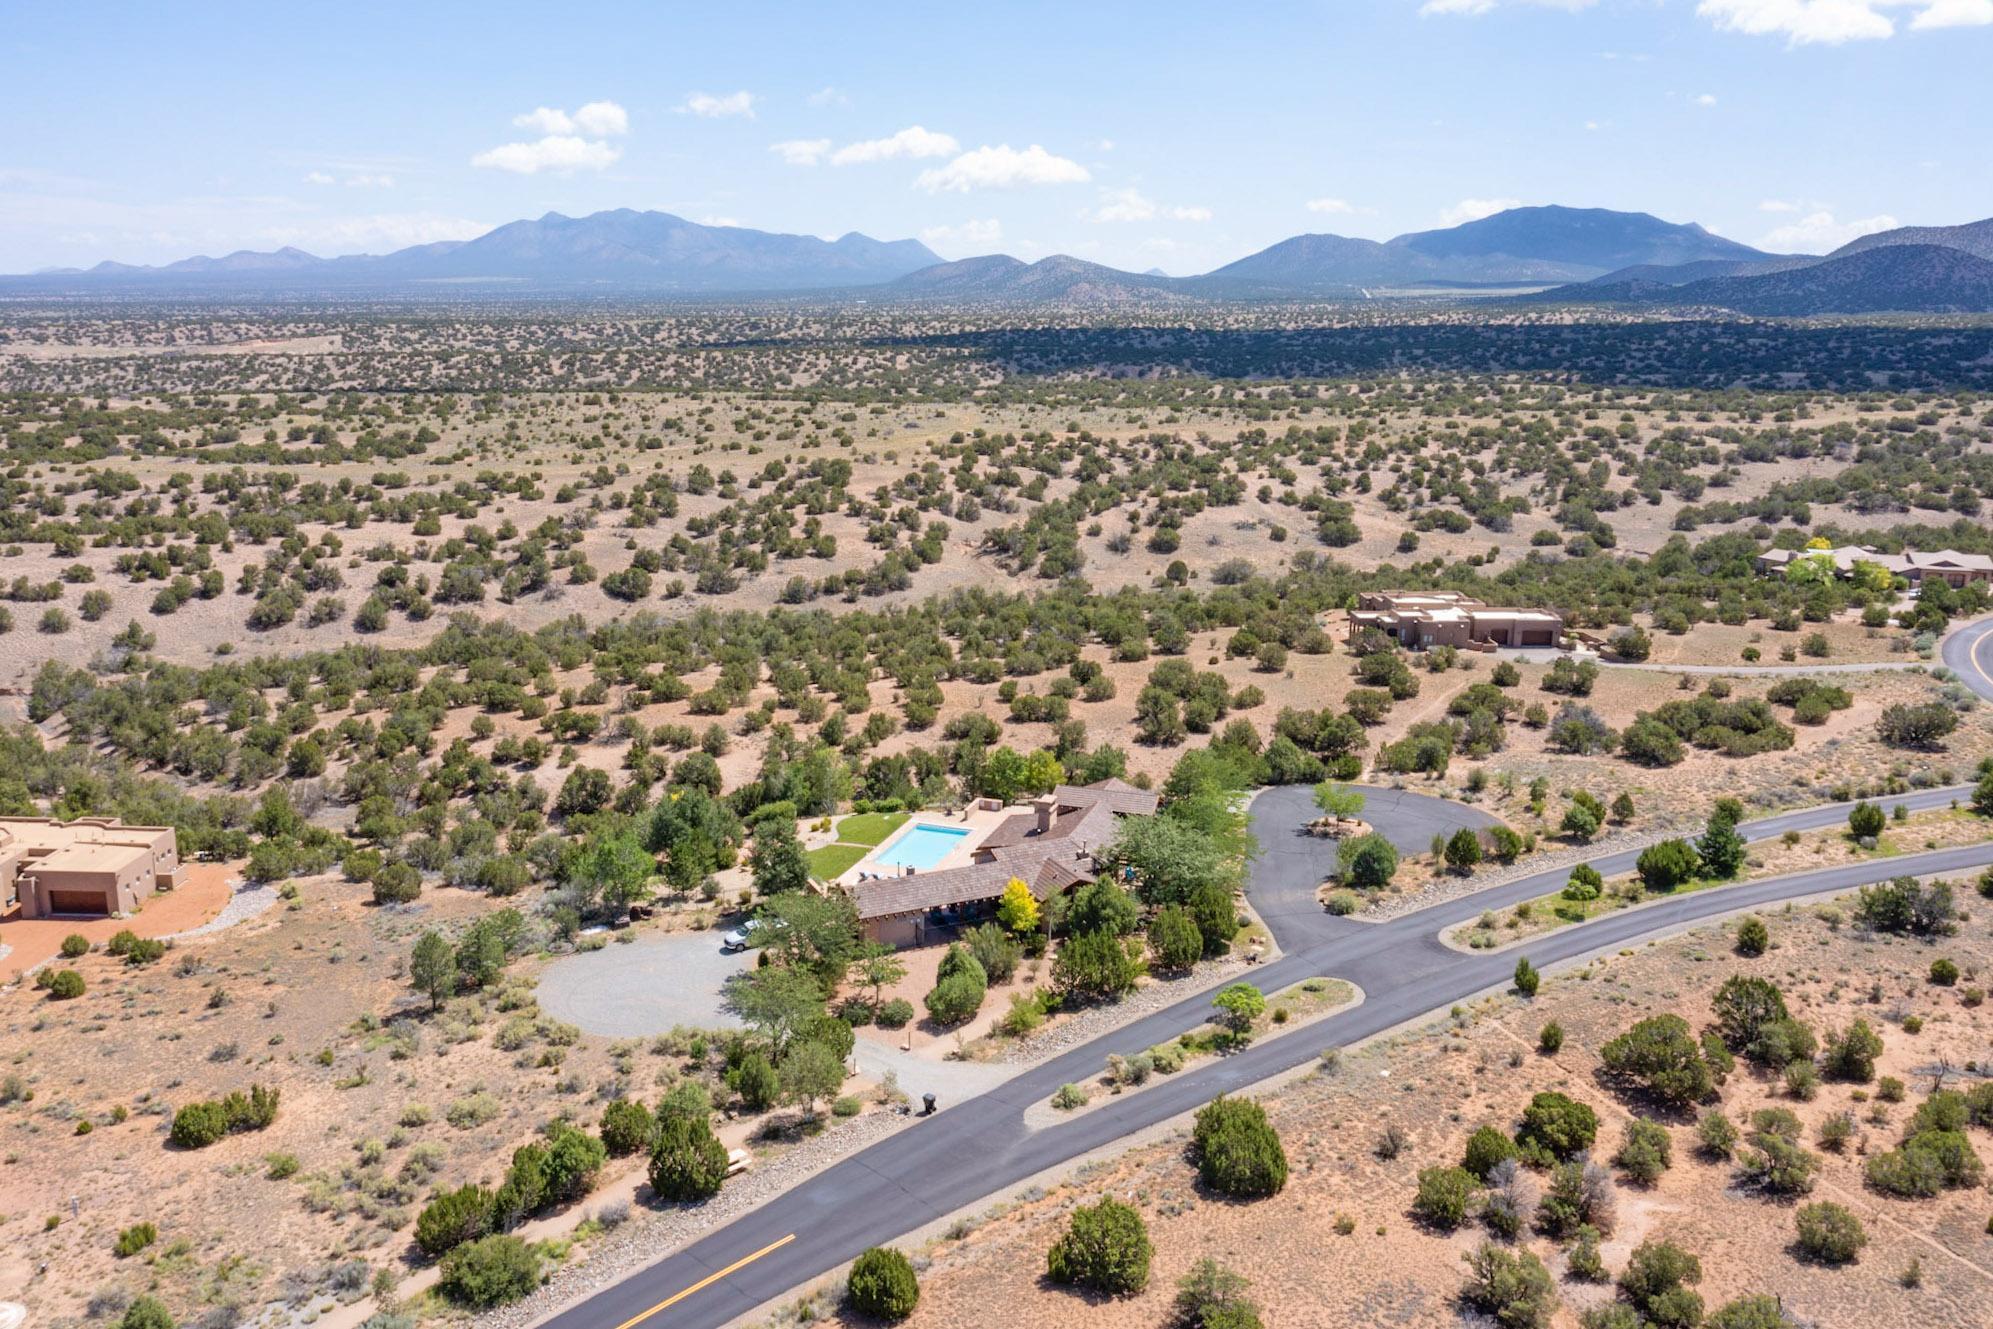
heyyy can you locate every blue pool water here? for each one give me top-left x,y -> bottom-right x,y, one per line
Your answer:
875,823 -> 971,871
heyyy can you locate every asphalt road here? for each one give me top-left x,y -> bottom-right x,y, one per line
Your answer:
1941,612 -> 1993,704
532,779 -> 1993,1329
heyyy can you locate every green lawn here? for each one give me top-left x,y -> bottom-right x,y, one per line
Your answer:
807,843 -> 869,882
833,811 -> 909,847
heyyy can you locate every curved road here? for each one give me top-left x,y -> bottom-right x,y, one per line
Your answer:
533,779 -> 1993,1329
1941,612 -> 1993,704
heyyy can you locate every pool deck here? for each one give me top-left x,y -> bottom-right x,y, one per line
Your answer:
833,804 -> 1009,889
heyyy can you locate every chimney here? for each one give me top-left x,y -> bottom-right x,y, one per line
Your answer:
1033,794 -> 1058,836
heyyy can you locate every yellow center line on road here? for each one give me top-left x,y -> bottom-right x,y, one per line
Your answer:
612,1233 -> 797,1329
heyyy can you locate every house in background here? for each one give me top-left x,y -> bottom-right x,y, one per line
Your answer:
1755,545 -> 1993,588
1347,591 -> 1564,651
0,817 -> 184,919
850,780 -> 1159,948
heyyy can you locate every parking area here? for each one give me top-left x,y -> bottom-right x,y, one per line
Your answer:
536,926 -> 754,1038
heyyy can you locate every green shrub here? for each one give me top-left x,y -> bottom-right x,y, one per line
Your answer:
1599,1015 -> 1717,1108
415,1184 -> 495,1258
599,1099 -> 654,1157
1173,1258 -> 1262,1329
846,1246 -> 919,1321
1192,1096 -> 1288,1198
1460,1243 -> 1555,1329
46,969 -> 85,1000
1516,1091 -> 1598,1164
1931,958 -> 1960,986
1538,1021 -> 1564,1055
733,1053 -> 779,1113
169,1101 -> 230,1150
59,933 -> 90,958
1614,1118 -> 1672,1186
1617,1240 -> 1703,1329
1734,916 -> 1768,957
1512,956 -> 1540,998
438,1234 -> 540,1309
875,998 -> 914,1029
1635,839 -> 1699,892
1046,1197 -> 1150,1295
116,1296 -> 175,1329
114,1222 -> 158,1257
1463,1124 -> 1519,1181
648,1110 -> 728,1202
1413,1166 -> 1476,1230
1795,1201 -> 1867,1264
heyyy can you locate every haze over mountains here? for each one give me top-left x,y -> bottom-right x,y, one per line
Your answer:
12,204 -> 1993,314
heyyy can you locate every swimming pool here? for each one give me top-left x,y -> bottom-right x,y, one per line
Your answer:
874,823 -> 972,871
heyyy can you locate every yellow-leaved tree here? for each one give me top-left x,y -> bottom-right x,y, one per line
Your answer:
996,876 -> 1040,934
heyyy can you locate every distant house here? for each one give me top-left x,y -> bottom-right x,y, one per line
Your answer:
0,817 -> 184,919
849,779 -> 1159,948
1754,545 -> 1993,588
1347,591 -> 1564,651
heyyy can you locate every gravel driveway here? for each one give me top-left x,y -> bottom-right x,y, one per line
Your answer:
537,928 -> 753,1037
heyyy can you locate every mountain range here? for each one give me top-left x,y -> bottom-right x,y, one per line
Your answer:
12,205 -> 1993,314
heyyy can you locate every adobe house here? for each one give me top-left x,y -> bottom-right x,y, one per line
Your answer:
0,817 -> 184,919
850,780 -> 1159,948
1348,591 -> 1564,651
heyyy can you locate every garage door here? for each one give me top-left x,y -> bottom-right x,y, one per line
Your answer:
47,890 -> 110,915
1521,628 -> 1556,646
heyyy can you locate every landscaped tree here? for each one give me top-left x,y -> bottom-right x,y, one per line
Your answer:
1445,828 -> 1483,875
599,1099 -> 655,1157
779,1039 -> 847,1116
722,964 -> 826,1058
1636,839 -> 1700,892
995,876 -> 1040,934
1068,880 -> 1141,936
846,1246 -> 919,1321
1186,878 -> 1238,956
1339,832 -> 1398,889
1313,782 -> 1365,820
732,1053 -> 779,1112
648,1109 -> 729,1202
850,942 -> 907,1010
439,1235 -> 541,1309
410,930 -> 456,1010
1053,929 -> 1142,1001
415,1183 -> 495,1258
1046,1196 -> 1151,1295
1147,903 -> 1204,972
1695,808 -> 1746,880
1847,800 -> 1886,840
749,817 -> 812,895
1600,1015 -> 1718,1108
924,945 -> 988,1025
1211,983 -> 1266,1038
1111,813 -> 1229,906
759,891 -> 862,985
1192,1095 -> 1288,1197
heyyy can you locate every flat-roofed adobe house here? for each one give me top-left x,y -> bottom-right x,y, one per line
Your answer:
0,817 -> 184,919
1347,591 -> 1564,651
849,779 -> 1159,948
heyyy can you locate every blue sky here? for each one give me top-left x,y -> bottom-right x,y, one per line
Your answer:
3,0 -> 1989,274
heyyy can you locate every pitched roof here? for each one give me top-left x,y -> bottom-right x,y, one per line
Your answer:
849,847 -> 1097,921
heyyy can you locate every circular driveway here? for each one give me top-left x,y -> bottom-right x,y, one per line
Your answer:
538,927 -> 753,1038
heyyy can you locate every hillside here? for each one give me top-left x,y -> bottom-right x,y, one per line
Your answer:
11,210 -> 943,293
1830,216 -> 1993,263
1391,204 -> 1769,273
1544,244 -> 1993,315
884,254 -> 1181,304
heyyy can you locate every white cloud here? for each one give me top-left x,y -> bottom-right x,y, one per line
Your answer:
829,126 -> 959,165
1440,197 -> 1522,226
919,218 -> 1004,254
1081,188 -> 1210,224
807,86 -> 849,107
476,102 -> 627,174
916,144 -> 1090,193
770,138 -> 832,166
1306,197 -> 1357,215
1759,198 -> 1802,212
1696,0 -> 1989,44
344,173 -> 395,188
1695,92 -> 1720,106
679,91 -> 756,119
1758,209 -> 1899,251
512,101 -> 629,137
304,171 -> 335,186
697,215 -> 742,228
472,135 -> 621,174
